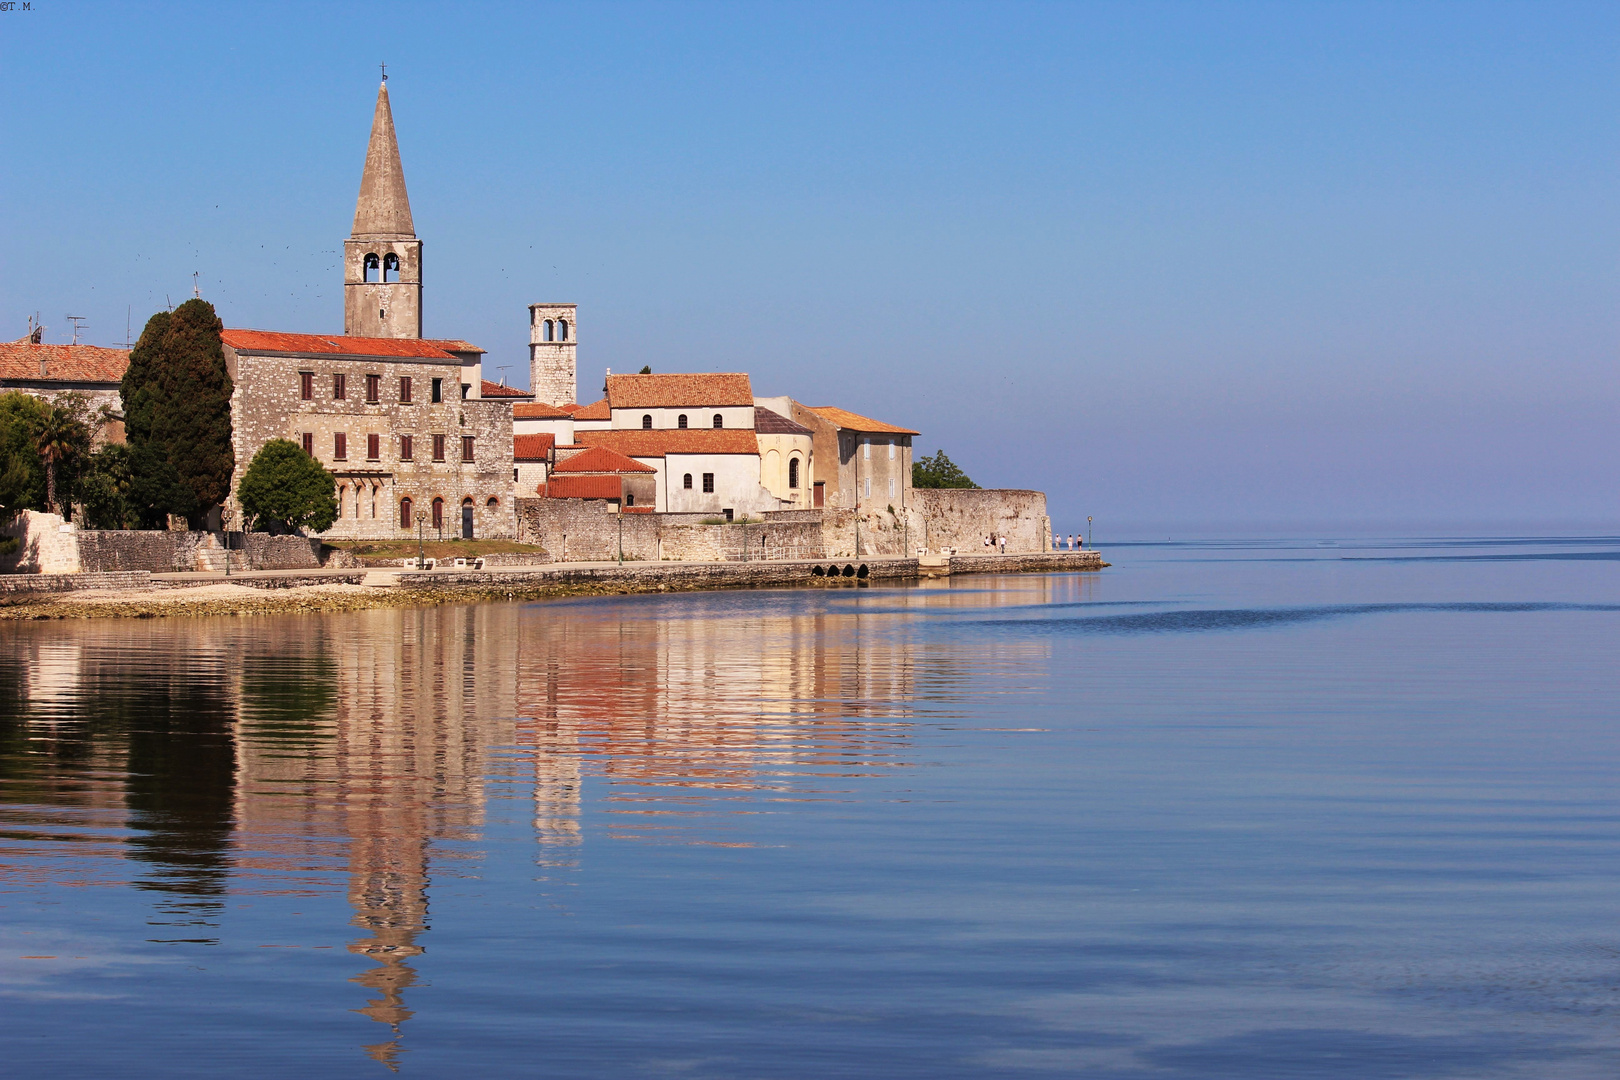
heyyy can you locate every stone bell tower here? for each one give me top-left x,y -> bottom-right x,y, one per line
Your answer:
528,303 -> 577,406
344,79 -> 423,339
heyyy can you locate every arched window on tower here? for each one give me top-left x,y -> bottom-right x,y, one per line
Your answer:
712,414 -> 724,429
364,253 -> 380,283
558,319 -> 569,341
677,414 -> 688,429
383,253 -> 400,283
543,319 -> 554,342
642,414 -> 652,429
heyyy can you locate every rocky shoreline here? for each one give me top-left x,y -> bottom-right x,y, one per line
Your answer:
0,551 -> 1107,621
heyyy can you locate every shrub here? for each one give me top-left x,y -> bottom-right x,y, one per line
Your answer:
237,439 -> 337,534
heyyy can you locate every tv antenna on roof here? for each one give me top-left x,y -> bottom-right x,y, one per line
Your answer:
65,315 -> 87,345
122,305 -> 134,348
192,272 -> 201,299
380,62 -> 387,82
495,364 -> 510,386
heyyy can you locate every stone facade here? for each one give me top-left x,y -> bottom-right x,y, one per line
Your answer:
907,488 -> 1052,554
222,341 -> 517,541
786,403 -> 915,512
515,499 -> 827,562
529,303 -> 577,406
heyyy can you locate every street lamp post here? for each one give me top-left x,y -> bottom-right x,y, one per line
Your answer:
1086,516 -> 1092,549
220,506 -> 233,577
617,510 -> 624,565
416,510 -> 427,567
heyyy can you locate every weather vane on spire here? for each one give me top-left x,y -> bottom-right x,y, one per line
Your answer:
380,62 -> 387,82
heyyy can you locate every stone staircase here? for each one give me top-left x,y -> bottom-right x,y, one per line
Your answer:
193,534 -> 236,573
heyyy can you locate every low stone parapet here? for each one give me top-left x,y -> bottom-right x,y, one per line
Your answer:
0,570 -> 153,593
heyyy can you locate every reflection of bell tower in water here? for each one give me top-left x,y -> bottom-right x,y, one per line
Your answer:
344,77 -> 423,339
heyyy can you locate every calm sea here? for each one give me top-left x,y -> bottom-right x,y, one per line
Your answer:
3,535 -> 1619,1078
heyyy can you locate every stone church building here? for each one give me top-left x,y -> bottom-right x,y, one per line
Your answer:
222,80 -> 517,541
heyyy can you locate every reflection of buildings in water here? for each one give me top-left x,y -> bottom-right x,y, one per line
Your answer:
512,594 -> 921,849
230,605 -> 520,1069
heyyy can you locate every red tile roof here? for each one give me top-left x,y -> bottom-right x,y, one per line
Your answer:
571,398 -> 611,420
480,380 -> 532,398
513,401 -> 574,419
0,341 -> 129,384
605,373 -> 753,409
804,405 -> 919,436
550,444 -> 657,474
220,329 -> 484,359
754,406 -> 812,435
539,475 -> 625,500
513,433 -> 556,461
577,428 -> 760,457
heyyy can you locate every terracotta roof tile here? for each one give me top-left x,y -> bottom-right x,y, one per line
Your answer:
480,379 -> 532,398
804,405 -> 919,436
551,444 -> 657,474
605,373 -> 753,408
754,406 -> 812,435
220,329 -> 484,359
571,398 -> 611,420
577,429 -> 760,458
0,342 -> 129,384
513,401 -> 574,419
513,433 -> 556,461
539,475 -> 624,500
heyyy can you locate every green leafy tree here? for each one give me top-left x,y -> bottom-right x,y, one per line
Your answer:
237,439 -> 337,534
127,443 -> 197,528
638,365 -> 652,374
78,443 -> 136,529
122,300 -> 234,526
912,449 -> 979,489
0,392 -> 50,518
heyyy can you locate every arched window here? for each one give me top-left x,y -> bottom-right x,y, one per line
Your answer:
383,253 -> 400,283
543,319 -> 554,342
677,414 -> 688,429
712,413 -> 723,429
558,319 -> 569,341
788,458 -> 799,489
683,473 -> 693,489
486,496 -> 498,508
626,493 -> 634,507
364,253 -> 380,283
399,496 -> 412,528
431,497 -> 444,530
642,414 -> 652,429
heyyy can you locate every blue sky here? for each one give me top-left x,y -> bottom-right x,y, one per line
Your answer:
3,2 -> 1615,531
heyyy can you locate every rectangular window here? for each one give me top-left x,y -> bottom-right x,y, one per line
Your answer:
865,477 -> 871,498
334,432 -> 347,460
461,436 -> 475,462
702,473 -> 715,493
300,371 -> 314,400
431,377 -> 443,403
301,432 -> 313,455
888,440 -> 895,460
864,438 -> 870,460
367,433 -> 380,461
888,477 -> 895,497
399,376 -> 413,403
365,374 -> 380,403
432,434 -> 446,462
400,434 -> 413,461
333,373 -> 346,400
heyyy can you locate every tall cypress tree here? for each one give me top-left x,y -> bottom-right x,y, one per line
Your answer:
122,301 -> 234,527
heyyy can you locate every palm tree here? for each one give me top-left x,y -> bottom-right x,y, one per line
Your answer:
34,405 -> 78,516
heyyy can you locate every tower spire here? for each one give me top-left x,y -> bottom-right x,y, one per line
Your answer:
352,80 -> 415,238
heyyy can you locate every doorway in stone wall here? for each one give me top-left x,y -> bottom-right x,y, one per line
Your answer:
813,482 -> 825,508
461,498 -> 474,540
